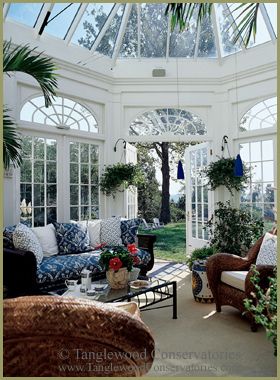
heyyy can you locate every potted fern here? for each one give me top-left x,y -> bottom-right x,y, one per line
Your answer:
99,162 -> 144,197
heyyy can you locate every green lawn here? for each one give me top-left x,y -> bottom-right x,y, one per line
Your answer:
139,222 -> 187,263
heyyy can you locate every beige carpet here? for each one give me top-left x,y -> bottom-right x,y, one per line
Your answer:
141,267 -> 276,377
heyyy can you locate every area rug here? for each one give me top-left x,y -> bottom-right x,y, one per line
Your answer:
142,267 -> 276,377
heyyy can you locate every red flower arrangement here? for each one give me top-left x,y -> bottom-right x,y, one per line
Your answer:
109,257 -> 123,271
100,245 -> 140,272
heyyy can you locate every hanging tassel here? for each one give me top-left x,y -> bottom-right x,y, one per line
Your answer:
234,154 -> 243,177
177,160 -> 185,180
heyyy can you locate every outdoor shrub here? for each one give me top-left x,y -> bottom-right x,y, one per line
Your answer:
205,201 -> 264,256
244,266 -> 277,356
187,246 -> 217,270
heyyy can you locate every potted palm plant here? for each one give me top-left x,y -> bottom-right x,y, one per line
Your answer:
3,40 -> 58,170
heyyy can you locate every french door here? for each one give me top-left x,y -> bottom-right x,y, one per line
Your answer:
124,142 -> 138,219
185,142 -> 212,253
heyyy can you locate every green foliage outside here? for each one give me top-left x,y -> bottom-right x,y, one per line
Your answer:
137,146 -> 161,222
139,222 -> 186,263
205,201 -> 264,256
186,246 -> 217,270
244,266 -> 277,356
170,195 -> 185,222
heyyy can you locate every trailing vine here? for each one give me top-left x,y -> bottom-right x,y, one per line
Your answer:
204,157 -> 250,195
99,162 -> 144,197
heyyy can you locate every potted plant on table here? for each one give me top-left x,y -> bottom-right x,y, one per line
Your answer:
100,244 -> 140,289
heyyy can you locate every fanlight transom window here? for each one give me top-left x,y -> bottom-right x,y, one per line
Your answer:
20,96 -> 98,133
129,108 -> 206,136
240,97 -> 277,132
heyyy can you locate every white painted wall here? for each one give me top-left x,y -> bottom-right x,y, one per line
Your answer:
3,36 -> 277,226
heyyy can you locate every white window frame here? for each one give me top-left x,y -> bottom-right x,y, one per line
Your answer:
234,133 -> 277,225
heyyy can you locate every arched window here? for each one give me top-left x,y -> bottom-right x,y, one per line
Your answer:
240,97 -> 277,132
20,96 -> 98,133
129,108 -> 206,136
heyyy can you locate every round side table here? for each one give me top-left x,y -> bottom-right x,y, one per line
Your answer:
192,259 -> 214,303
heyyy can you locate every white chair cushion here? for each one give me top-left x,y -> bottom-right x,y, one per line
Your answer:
221,271 -> 248,291
32,223 -> 58,257
256,232 -> 277,266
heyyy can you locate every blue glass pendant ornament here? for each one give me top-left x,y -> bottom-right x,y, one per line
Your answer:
177,160 -> 185,180
234,154 -> 243,177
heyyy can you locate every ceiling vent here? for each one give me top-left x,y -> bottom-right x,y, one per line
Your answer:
152,68 -> 166,77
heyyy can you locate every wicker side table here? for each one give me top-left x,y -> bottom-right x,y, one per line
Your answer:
192,260 -> 214,303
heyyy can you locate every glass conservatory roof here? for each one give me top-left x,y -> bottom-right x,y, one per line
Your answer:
4,2 -> 277,63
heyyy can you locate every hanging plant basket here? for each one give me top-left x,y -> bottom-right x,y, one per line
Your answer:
99,162 -> 144,197
204,157 -> 250,196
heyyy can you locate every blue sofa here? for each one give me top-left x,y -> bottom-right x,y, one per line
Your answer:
4,228 -> 156,296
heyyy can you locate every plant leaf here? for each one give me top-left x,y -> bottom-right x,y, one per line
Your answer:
3,107 -> 23,170
4,40 -> 58,107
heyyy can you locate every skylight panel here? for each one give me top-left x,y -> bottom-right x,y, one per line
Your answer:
247,9 -> 271,47
71,3 -> 114,50
169,8 -> 198,58
228,3 -> 271,48
264,3 -> 277,36
119,4 -> 138,58
44,3 -> 81,39
6,3 -> 43,27
197,14 -> 217,58
140,3 -> 168,58
215,3 -> 242,57
96,4 -> 125,57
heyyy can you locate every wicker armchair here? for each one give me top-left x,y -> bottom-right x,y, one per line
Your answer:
4,296 -> 155,377
206,235 -> 275,331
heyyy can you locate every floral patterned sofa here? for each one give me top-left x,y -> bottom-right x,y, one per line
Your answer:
3,218 -> 156,296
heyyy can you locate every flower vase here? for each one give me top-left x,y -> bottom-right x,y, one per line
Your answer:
106,267 -> 129,289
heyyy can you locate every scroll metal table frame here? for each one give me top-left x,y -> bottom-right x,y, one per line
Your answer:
105,279 -> 177,319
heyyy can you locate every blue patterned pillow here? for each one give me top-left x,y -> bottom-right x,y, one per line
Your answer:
121,218 -> 142,245
53,222 -> 90,255
3,225 -> 17,249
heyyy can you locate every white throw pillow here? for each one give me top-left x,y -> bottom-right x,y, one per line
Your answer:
256,232 -> 277,266
13,223 -> 43,267
32,223 -> 58,257
87,220 -> 101,247
100,217 -> 122,246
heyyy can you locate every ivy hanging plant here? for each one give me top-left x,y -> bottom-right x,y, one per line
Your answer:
204,157 -> 250,196
99,162 -> 144,197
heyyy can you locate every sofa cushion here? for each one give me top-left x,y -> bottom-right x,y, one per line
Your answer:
53,222 -> 90,255
13,224 -> 43,267
256,232 -> 277,266
221,271 -> 248,291
135,248 -> 151,267
100,217 -> 122,246
3,225 -> 17,249
32,224 -> 58,257
37,252 -> 103,284
121,218 -> 142,245
80,220 -> 101,247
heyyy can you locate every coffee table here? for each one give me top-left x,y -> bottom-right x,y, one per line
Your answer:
61,277 -> 177,319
